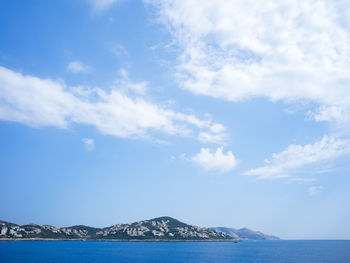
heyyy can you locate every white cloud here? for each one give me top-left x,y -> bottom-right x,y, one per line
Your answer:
244,136 -> 350,179
310,105 -> 350,124
89,0 -> 118,11
308,185 -> 324,196
198,132 -> 225,144
197,123 -> 227,143
191,147 -> 238,173
82,138 -> 95,151
116,69 -> 147,95
67,61 -> 89,74
0,66 -> 225,141
148,0 -> 350,125
146,0 -> 350,176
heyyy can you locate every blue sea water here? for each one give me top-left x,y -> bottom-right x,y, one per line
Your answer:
0,240 -> 350,263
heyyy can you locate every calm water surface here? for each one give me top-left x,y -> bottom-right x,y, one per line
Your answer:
0,240 -> 349,263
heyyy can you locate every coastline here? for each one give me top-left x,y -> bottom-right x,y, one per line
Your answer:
0,238 -> 238,242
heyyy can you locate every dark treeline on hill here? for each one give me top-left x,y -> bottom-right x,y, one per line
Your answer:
0,217 -> 238,241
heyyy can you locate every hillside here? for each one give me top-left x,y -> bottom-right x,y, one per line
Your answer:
0,217 -> 237,241
211,227 -> 280,240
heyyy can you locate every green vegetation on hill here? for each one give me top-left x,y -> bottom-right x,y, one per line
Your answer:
0,217 -> 238,241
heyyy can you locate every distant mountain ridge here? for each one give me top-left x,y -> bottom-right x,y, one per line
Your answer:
211,227 -> 280,240
0,217 -> 237,241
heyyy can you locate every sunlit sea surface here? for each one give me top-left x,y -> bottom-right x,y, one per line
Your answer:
1,240 -> 350,263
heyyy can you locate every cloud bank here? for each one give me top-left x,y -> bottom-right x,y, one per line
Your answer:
146,0 -> 350,179
149,0 -> 350,124
0,66 -> 225,141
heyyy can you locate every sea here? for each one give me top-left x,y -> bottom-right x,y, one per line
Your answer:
0,240 -> 350,263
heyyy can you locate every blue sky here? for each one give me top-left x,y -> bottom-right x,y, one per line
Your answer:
1,0 -> 350,239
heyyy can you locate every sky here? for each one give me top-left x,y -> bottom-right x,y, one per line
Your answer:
1,0 -> 350,240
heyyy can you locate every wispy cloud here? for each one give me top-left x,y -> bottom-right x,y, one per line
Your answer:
198,123 -> 226,144
286,177 -> 317,184
110,44 -> 128,57
191,147 -> 238,173
148,0 -> 350,126
244,136 -> 350,180
0,66 -> 226,142
308,186 -> 324,196
198,132 -> 226,144
89,0 -> 118,11
116,68 -> 147,95
82,138 -> 95,151
67,61 -> 89,74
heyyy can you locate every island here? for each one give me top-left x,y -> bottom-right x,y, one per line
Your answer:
0,217 -> 238,242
